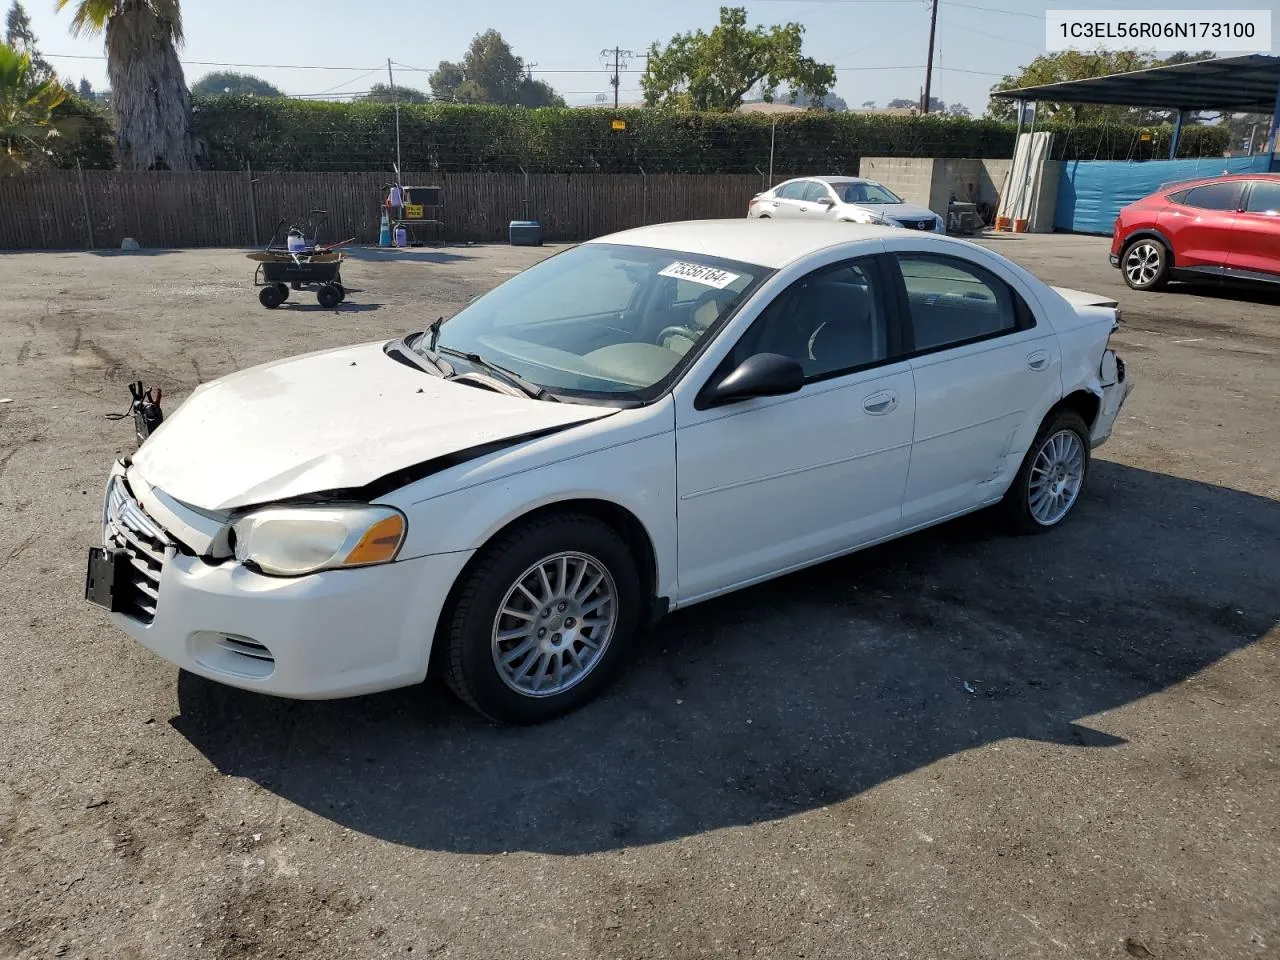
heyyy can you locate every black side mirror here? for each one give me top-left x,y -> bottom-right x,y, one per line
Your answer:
699,353 -> 805,408
817,197 -> 835,206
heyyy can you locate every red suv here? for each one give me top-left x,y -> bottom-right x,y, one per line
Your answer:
1110,173 -> 1280,291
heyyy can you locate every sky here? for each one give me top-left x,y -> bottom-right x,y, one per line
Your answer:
18,0 -> 1280,115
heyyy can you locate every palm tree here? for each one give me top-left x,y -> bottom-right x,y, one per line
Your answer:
0,43 -> 68,173
55,0 -> 194,170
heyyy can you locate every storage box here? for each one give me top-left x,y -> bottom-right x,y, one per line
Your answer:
509,220 -> 543,246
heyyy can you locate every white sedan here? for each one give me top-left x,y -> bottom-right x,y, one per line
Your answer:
86,220 -> 1132,724
749,176 -> 946,233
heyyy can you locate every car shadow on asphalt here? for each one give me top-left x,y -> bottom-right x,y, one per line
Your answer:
171,461 -> 1280,855
1163,281 -> 1280,307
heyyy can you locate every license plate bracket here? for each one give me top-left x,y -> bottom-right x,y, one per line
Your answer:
85,547 -> 130,612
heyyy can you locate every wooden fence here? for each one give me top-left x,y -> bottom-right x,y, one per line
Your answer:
0,170 -> 775,250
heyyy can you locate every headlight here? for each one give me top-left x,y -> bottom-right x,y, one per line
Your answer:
232,504 -> 406,577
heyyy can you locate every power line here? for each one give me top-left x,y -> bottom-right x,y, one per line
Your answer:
939,0 -> 1042,19
936,16 -> 1041,49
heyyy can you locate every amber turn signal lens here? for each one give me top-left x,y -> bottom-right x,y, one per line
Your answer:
342,514 -> 405,566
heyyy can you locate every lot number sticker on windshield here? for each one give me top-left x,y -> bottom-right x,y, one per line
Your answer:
657,261 -> 741,289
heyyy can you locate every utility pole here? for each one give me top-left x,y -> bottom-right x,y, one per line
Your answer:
921,0 -> 939,114
601,46 -> 636,109
387,58 -> 402,176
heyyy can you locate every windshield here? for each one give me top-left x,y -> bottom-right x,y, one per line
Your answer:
418,243 -> 768,402
838,181 -> 903,205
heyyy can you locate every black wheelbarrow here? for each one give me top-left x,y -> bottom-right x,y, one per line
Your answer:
249,251 -> 347,308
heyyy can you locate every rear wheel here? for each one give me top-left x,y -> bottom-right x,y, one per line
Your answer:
1121,238 -> 1170,291
275,282 -> 289,302
999,410 -> 1091,534
441,513 -> 641,724
258,285 -> 284,309
316,284 -> 341,308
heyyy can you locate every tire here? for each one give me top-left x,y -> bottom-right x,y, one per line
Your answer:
275,282 -> 289,302
999,410 -> 1091,535
442,513 -> 642,724
290,281 -> 302,291
316,284 -> 341,308
1120,238 -> 1170,291
332,282 -> 346,302
258,285 -> 283,309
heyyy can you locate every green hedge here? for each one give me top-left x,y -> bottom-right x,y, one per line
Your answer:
189,96 -> 1230,173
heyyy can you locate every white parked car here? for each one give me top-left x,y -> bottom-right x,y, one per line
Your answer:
86,220 -> 1131,724
749,176 -> 946,233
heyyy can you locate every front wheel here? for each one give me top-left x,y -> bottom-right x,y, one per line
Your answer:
258,285 -> 283,309
999,410 -> 1091,534
1121,238 -> 1170,291
316,284 -> 342,308
441,513 -> 641,724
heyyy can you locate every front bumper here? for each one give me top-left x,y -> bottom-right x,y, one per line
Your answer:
1109,254 -> 1120,267
96,470 -> 474,699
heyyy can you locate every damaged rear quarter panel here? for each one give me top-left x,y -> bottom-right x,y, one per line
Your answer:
379,398 -> 679,602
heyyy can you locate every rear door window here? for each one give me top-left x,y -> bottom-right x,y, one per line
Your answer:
1244,181 -> 1280,215
1178,182 -> 1245,211
777,181 -> 807,200
802,182 -> 831,203
894,253 -> 1033,352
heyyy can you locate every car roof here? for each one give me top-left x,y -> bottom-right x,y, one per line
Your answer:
589,218 -> 917,269
1154,172 -> 1280,192
777,176 -> 873,186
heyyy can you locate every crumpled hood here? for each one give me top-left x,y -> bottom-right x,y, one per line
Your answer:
131,341 -> 614,511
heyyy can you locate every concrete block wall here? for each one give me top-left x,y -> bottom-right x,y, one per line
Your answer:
862,156 -> 1032,224
930,159 -> 1012,213
859,157 -> 935,210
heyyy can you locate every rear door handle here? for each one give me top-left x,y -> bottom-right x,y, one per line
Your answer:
863,390 -> 898,415
1027,350 -> 1050,371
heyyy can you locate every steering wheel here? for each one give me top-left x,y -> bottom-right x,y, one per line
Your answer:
658,324 -> 699,345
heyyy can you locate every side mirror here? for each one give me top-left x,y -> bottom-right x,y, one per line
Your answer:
817,197 -> 834,206
700,353 -> 805,408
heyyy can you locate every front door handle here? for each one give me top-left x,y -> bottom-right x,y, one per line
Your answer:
1027,350 -> 1050,371
863,390 -> 898,415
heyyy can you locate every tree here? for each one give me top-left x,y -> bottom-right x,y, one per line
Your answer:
986,49 -> 1215,123
191,70 -> 282,98
0,42 -> 68,173
786,88 -> 847,111
358,82 -> 430,104
428,60 -> 464,100
76,76 -> 91,98
642,6 -> 835,112
860,100 -> 876,109
5,1 -> 52,81
55,0 -> 195,170
426,30 -> 564,107
946,102 -> 971,118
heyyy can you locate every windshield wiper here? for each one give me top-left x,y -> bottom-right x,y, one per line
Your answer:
437,346 -> 558,402
405,321 -> 453,376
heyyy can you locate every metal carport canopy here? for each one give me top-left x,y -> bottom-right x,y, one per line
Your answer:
992,54 -> 1280,113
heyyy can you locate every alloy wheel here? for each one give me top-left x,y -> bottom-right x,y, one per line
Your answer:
490,551 -> 618,698
1027,429 -> 1086,526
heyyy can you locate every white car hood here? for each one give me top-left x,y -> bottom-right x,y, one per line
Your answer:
131,341 -> 614,511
